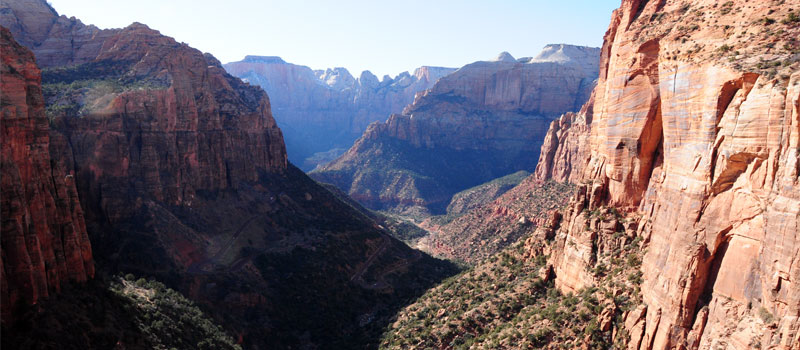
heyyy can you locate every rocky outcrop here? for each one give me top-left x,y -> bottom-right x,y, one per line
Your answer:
412,45 -> 599,119
534,0 -> 800,349
224,56 -> 455,170
533,99 -> 593,183
312,45 -> 600,216
418,178 -> 574,264
0,26 -> 93,324
0,0 -> 114,68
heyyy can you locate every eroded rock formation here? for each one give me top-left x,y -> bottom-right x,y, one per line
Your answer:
312,45 -> 600,216
535,0 -> 800,348
0,26 -> 93,324
533,100 -> 593,183
224,56 -> 455,169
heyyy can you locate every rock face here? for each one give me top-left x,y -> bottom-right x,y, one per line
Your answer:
444,170 -> 530,216
1,1 -> 458,348
43,23 -> 289,222
535,0 -> 800,349
533,101 -> 593,183
311,45 -> 600,216
0,0 -> 113,68
0,26 -> 93,324
224,56 -> 455,170
418,178 -> 574,264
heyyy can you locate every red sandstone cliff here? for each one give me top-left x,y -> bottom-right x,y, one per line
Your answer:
533,98 -> 593,183
0,26 -> 93,324
535,0 -> 800,348
48,23 -> 288,223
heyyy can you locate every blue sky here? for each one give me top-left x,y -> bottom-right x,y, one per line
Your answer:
48,0 -> 620,77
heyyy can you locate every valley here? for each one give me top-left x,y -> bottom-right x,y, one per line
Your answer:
1,0 -> 799,349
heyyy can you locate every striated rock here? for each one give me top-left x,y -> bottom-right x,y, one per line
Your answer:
534,0 -> 800,349
224,56 -> 455,170
312,45 -> 600,216
0,26 -> 93,324
0,0 -> 57,45
414,45 -> 599,118
533,99 -> 593,183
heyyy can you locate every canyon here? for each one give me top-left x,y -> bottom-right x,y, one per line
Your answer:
311,45 -> 600,217
0,1 -> 456,348
224,55 -> 455,170
1,0 -> 798,349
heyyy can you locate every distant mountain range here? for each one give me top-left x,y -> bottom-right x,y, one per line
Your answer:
224,56 -> 455,170
311,45 -> 600,217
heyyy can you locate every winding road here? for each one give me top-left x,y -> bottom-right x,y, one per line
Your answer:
187,216 -> 258,275
349,233 -> 424,290
350,235 -> 391,283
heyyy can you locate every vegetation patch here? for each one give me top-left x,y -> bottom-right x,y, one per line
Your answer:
380,208 -> 645,350
42,60 -> 169,119
1,275 -> 241,350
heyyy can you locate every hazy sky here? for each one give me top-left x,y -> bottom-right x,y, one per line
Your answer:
48,0 -> 620,77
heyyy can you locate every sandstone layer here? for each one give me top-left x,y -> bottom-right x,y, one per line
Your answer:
311,46 -> 600,216
535,0 -> 800,349
0,26 -> 93,324
224,56 -> 455,170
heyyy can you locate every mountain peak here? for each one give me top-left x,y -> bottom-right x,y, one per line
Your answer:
413,66 -> 457,82
242,55 -> 286,64
493,51 -> 516,62
528,44 -> 600,64
317,67 -> 356,90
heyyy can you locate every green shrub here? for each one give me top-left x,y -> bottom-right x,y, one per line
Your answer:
782,11 -> 799,24
758,307 -> 774,324
719,1 -> 734,15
